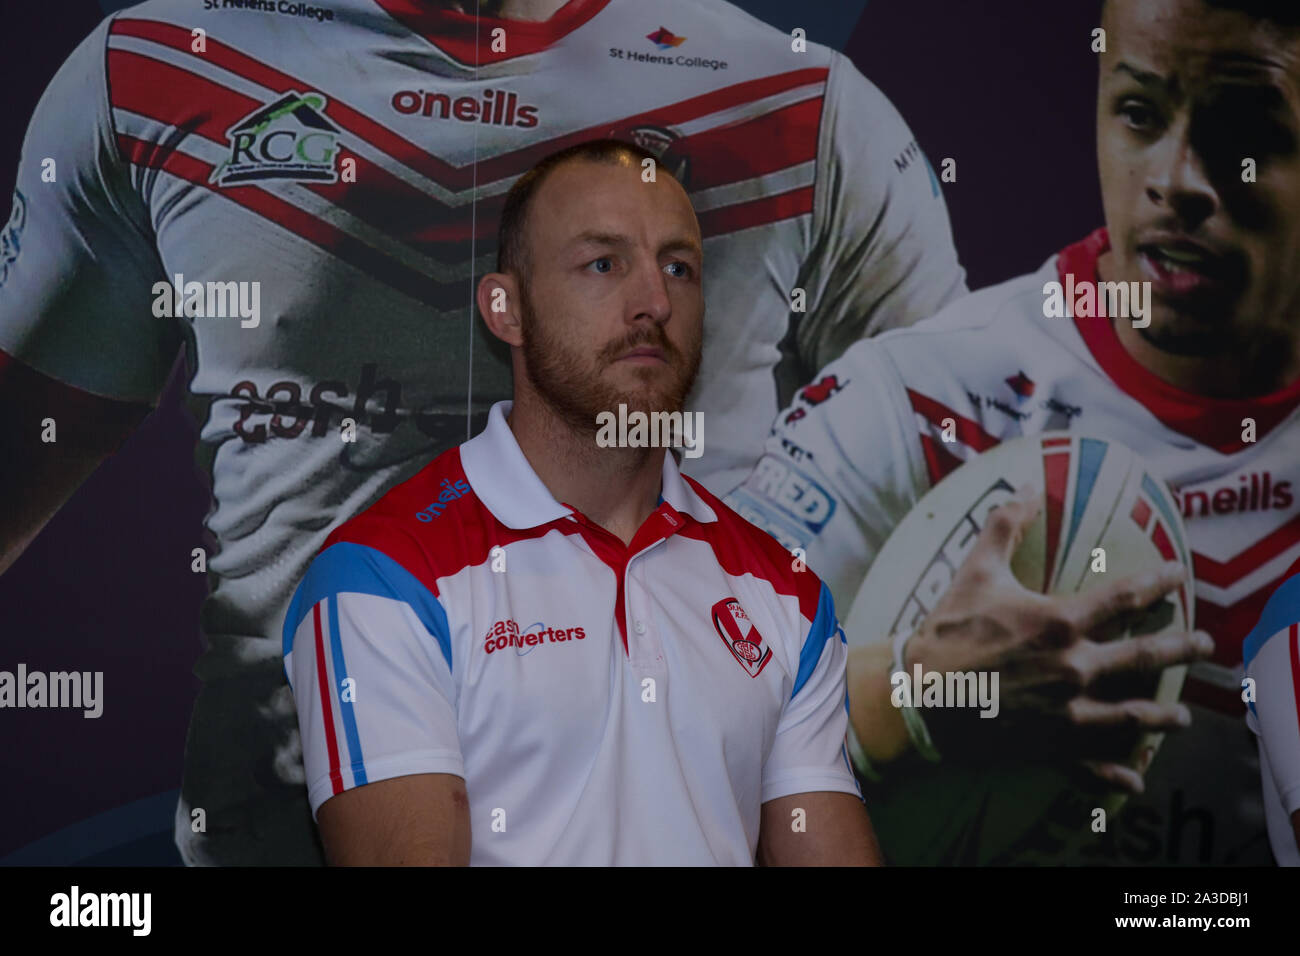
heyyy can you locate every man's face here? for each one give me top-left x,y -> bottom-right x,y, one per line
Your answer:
1098,0 -> 1300,355
515,157 -> 704,432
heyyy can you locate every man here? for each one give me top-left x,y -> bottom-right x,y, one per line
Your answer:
282,139 -> 879,865
0,0 -> 963,863
1242,556 -> 1300,866
728,0 -> 1300,864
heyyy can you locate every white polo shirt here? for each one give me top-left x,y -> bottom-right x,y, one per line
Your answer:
283,400 -> 859,865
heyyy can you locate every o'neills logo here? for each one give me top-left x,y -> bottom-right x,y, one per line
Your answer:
483,619 -> 587,655
415,478 -> 471,522
391,88 -> 539,128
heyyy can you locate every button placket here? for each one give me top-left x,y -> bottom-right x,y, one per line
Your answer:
624,556 -> 665,673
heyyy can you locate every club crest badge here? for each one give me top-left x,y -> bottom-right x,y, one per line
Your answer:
711,597 -> 772,678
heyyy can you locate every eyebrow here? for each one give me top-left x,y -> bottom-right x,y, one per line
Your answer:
1114,57 -> 1291,95
570,230 -> 702,258
1113,62 -> 1167,89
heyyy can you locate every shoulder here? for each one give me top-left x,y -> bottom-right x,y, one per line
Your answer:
837,256 -> 1068,389
878,256 -> 1061,345
685,475 -> 826,623
646,0 -> 835,54
1245,560 -> 1300,669
318,444 -> 489,586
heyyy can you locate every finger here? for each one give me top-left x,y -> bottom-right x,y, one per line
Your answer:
1082,760 -> 1145,795
968,483 -> 1041,567
1085,629 -> 1215,682
1066,562 -> 1188,635
1066,696 -> 1193,732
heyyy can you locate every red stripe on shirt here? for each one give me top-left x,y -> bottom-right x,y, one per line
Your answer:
372,0 -> 611,66
907,389 -> 999,452
313,603 -> 344,796
111,18 -> 828,198
917,433 -> 964,486
1290,623 -> 1300,741
681,477 -> 824,624
111,17 -> 466,187
683,97 -> 823,192
115,133 -> 465,309
1063,228 -> 1300,453
1041,446 -> 1070,592
472,68 -> 830,186
107,49 -> 484,262
1192,513 -> 1300,588
696,186 -> 814,239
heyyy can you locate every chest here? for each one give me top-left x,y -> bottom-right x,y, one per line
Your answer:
444,534 -> 796,780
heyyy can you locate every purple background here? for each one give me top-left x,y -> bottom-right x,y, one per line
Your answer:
0,0 -> 1101,863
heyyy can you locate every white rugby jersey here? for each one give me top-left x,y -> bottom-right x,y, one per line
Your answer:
728,229 -> 1300,865
1243,556 -> 1300,866
0,0 -> 962,862
283,401 -> 859,865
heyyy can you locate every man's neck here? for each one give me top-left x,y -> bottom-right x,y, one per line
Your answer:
436,0 -> 569,20
1099,250 -> 1300,399
508,396 -> 664,547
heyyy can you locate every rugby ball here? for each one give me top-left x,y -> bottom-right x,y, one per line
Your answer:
842,432 -> 1195,864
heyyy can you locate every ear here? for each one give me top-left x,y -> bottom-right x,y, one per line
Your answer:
477,273 -> 523,348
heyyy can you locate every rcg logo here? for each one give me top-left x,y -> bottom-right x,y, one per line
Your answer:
0,189 -> 26,288
209,92 -> 341,187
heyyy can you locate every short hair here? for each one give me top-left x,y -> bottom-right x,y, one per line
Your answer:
1102,0 -> 1300,28
496,138 -> 669,286
1203,0 -> 1300,26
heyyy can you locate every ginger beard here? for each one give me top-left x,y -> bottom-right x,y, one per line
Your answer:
517,277 -> 703,437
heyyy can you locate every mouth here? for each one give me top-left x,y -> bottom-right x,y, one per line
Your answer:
616,345 -> 669,366
1135,236 -> 1244,301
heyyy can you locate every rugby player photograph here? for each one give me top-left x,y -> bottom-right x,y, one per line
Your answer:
0,0 -> 960,866
282,139 -> 880,865
729,0 -> 1300,866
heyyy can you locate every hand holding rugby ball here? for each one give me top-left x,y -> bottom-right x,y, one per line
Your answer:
842,432 -> 1208,863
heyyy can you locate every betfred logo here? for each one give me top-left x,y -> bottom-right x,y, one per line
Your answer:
711,598 -> 772,678
391,88 -> 539,128
483,619 -> 587,656
210,91 -> 341,186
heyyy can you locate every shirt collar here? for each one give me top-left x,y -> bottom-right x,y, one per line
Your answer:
462,401 -> 717,530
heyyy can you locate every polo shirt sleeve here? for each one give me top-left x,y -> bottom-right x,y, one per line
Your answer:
282,540 -> 463,821
761,580 -> 862,804
1245,622 -> 1300,821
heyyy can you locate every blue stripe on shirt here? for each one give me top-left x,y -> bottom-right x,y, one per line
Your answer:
1243,572 -> 1300,669
327,593 -> 368,786
792,581 -> 838,700
282,541 -> 453,673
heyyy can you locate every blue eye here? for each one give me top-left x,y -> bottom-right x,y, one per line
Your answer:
665,262 -> 690,279
590,257 -> 613,274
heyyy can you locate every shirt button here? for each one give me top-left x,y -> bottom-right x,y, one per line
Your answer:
634,619 -> 646,634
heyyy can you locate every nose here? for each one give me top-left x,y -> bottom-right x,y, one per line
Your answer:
1146,120 -> 1218,228
628,255 -> 673,327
